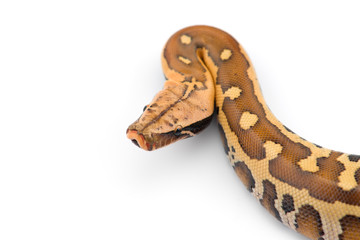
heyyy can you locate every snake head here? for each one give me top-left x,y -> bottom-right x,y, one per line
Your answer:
126,81 -> 214,151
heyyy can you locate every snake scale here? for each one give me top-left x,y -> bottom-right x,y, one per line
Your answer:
126,26 -> 360,240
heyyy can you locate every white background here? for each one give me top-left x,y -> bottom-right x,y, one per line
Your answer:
1,1 -> 360,239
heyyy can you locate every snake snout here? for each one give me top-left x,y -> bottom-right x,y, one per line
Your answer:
126,129 -> 151,151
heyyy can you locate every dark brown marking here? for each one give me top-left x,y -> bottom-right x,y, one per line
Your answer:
260,180 -> 281,221
281,194 -> 295,214
182,114 -> 213,135
218,123 -> 230,154
314,143 -> 323,149
355,168 -> 360,184
283,125 -> 295,134
349,154 -> 360,162
233,161 -> 255,192
338,215 -> 360,240
295,205 -> 324,240
150,103 -> 158,108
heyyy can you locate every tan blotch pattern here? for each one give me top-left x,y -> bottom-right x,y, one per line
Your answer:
223,86 -> 242,100
263,141 -> 283,160
220,49 -> 232,61
337,154 -> 360,191
180,34 -> 192,45
298,156 -> 320,172
240,111 -> 259,130
178,56 -> 192,65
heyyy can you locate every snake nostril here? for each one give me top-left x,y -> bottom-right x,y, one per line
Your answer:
131,139 -> 140,148
127,129 -> 150,150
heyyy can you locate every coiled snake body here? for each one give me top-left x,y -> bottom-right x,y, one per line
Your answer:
127,26 -> 360,240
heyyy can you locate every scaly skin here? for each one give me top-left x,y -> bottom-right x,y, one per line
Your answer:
127,26 -> 360,240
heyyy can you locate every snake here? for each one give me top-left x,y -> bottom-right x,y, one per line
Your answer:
126,25 -> 360,240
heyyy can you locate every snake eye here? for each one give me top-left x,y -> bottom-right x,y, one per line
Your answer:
143,105 -> 148,112
174,126 -> 182,136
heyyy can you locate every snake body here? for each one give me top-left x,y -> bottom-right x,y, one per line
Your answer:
126,26 -> 360,240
